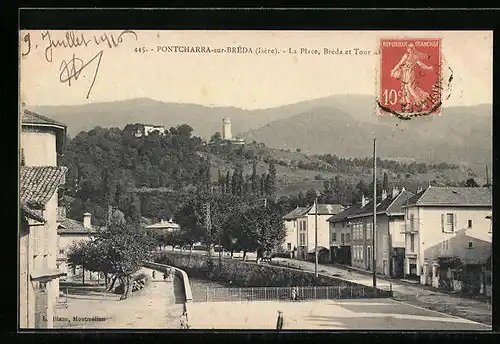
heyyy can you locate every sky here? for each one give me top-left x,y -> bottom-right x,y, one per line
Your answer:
20,30 -> 492,110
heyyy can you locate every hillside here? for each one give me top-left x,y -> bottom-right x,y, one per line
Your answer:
240,104 -> 492,171
32,95 -> 380,139
32,96 -> 491,170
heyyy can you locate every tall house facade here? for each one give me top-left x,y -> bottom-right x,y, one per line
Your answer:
20,107 -> 67,328
402,186 -> 492,295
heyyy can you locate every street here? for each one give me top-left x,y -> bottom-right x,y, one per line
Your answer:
187,299 -> 491,330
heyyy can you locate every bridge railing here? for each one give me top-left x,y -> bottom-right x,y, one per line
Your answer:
204,285 -> 392,302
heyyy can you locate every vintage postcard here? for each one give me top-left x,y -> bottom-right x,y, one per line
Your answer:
19,29 -> 492,331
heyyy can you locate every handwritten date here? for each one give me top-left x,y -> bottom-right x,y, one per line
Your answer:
59,50 -> 103,99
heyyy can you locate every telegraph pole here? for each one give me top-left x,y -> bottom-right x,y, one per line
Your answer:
314,197 -> 318,278
372,139 -> 377,295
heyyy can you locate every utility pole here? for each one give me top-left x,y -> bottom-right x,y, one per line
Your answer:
204,202 -> 211,257
314,197 -> 318,278
372,139 -> 377,295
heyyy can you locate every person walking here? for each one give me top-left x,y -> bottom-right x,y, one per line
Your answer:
180,311 -> 189,329
152,270 -> 156,279
276,310 -> 284,330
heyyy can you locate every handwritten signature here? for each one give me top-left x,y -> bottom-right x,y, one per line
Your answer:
59,50 -> 104,99
21,30 -> 137,99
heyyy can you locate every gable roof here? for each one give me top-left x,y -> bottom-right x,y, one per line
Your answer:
348,190 -> 415,219
58,218 -> 97,234
282,207 -> 308,220
305,203 -> 344,216
327,204 -> 362,223
406,186 -> 492,207
20,166 -> 67,207
21,109 -> 66,130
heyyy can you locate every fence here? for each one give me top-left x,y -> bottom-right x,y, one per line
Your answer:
204,285 -> 392,302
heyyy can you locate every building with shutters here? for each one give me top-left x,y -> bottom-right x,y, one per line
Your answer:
20,106 -> 68,328
402,186 -> 492,293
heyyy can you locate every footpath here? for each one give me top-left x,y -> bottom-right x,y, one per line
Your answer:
55,268 -> 184,329
274,258 -> 492,326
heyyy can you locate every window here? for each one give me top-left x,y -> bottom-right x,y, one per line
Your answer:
341,233 -> 345,245
299,233 -> 306,246
346,233 -> 351,243
287,243 -> 292,251
332,233 -> 337,242
410,213 -> 415,232
410,234 -> 415,252
468,241 -> 473,249
442,213 -> 455,233
59,249 -> 65,255
468,220 -> 472,228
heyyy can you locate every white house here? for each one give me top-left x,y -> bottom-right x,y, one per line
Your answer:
402,186 -> 492,294
296,203 -> 344,262
20,106 -> 68,328
281,207 -> 308,255
57,212 -> 98,282
146,218 -> 180,232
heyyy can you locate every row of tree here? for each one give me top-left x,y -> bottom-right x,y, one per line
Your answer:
216,161 -> 277,196
146,191 -> 287,261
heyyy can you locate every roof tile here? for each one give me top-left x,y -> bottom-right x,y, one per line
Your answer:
408,186 -> 492,206
20,166 -> 67,206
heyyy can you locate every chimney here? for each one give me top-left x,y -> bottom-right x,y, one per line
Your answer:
416,186 -> 423,193
382,189 -> 388,200
392,186 -> 399,198
83,212 -> 91,228
361,194 -> 367,207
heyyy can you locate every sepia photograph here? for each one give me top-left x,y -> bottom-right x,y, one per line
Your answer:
19,28 -> 492,331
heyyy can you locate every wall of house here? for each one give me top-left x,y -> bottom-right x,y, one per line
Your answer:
19,226 -> 29,328
58,233 -> 93,276
21,129 -> 57,167
389,217 -> 406,248
297,217 -> 308,259
329,221 -> 351,247
282,219 -> 297,251
306,214 -> 330,251
418,206 -> 491,268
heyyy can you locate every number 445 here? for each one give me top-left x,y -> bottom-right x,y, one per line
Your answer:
383,89 -> 402,106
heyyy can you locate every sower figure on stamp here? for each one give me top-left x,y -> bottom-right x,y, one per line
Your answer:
276,310 -> 284,330
390,43 -> 434,112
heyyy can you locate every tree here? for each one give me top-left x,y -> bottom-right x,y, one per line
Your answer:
382,172 -> 389,193
177,124 -> 194,138
251,161 -> 259,194
465,178 -> 479,187
260,173 -> 267,195
210,132 -> 222,142
67,209 -> 155,300
226,171 -> 231,194
265,160 -> 277,195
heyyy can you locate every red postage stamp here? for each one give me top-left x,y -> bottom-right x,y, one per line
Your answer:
378,38 -> 442,118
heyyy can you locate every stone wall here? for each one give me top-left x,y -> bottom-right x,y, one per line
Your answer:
154,252 -> 392,298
